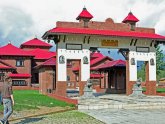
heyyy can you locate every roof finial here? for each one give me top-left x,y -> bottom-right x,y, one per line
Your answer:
8,40 -> 11,44
35,35 -> 37,39
83,5 -> 86,10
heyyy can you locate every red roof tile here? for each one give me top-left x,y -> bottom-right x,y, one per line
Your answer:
90,52 -> 104,58
97,59 -> 126,69
122,12 -> 139,23
9,73 -> 31,78
0,43 -> 33,57
76,7 -> 93,20
46,27 -> 165,40
28,48 -> 56,60
90,56 -> 113,66
21,38 -> 52,48
35,57 -> 56,68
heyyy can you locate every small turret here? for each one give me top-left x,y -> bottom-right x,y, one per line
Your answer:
76,7 -> 93,28
122,12 -> 139,31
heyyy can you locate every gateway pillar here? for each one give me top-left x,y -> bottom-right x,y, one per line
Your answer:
56,47 -> 90,97
127,51 -> 156,95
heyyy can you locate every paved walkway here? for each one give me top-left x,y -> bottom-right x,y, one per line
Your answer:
78,94 -> 165,110
80,109 -> 165,124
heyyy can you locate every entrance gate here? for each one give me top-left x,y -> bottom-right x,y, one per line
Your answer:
42,8 -> 165,97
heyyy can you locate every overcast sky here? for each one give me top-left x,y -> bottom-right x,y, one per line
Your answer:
0,0 -> 165,57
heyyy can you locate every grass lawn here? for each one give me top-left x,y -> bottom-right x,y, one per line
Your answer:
13,110 -> 104,124
0,90 -> 74,111
143,87 -> 165,93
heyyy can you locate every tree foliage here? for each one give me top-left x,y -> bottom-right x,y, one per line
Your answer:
137,45 -> 165,81
156,45 -> 165,80
137,63 -> 145,82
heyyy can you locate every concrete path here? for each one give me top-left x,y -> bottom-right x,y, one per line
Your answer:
80,109 -> 165,124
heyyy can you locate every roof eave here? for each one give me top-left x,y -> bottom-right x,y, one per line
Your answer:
43,28 -> 165,41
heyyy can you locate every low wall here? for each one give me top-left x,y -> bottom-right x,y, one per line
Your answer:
13,86 -> 39,90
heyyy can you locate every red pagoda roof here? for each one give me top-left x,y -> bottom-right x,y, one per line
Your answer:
9,73 -> 31,78
35,57 -> 56,68
122,12 -> 139,23
90,52 -> 104,58
76,7 -> 93,20
45,27 -> 165,40
90,56 -> 113,66
0,43 -> 33,57
21,38 -> 52,48
28,48 -> 55,60
97,59 -> 126,70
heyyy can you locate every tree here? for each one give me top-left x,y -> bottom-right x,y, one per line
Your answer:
137,62 -> 145,82
156,45 -> 165,80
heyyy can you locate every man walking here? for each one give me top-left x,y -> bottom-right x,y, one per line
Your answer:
0,75 -> 14,124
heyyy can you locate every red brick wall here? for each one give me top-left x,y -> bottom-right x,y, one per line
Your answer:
146,81 -> 156,95
39,67 -> 55,94
56,18 -> 155,34
13,86 -> 39,90
1,57 -> 32,85
55,81 -> 67,97
2,57 -> 31,75
79,81 -> 86,96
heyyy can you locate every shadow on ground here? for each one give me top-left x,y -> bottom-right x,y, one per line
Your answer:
14,117 -> 45,124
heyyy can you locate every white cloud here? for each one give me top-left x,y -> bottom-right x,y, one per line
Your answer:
0,0 -> 165,46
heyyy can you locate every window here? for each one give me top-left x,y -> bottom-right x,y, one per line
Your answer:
16,59 -> 24,67
12,80 -> 27,86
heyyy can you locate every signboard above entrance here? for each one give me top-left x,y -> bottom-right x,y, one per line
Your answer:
101,39 -> 118,47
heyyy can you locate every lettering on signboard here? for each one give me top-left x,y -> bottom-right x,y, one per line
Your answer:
101,39 -> 118,46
